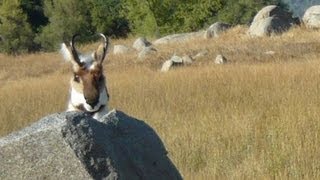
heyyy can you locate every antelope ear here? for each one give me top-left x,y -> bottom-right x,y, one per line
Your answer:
60,42 -> 83,71
94,33 -> 109,64
60,43 -> 73,62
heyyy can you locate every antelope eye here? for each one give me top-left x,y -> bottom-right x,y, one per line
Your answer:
74,74 -> 80,82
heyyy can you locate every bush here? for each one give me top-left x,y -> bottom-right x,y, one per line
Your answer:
0,0 -> 34,54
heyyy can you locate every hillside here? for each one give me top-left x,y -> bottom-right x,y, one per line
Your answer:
1,26 -> 320,179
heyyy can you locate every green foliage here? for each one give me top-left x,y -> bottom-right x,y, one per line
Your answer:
20,0 -> 48,33
0,0 -> 34,54
0,0 -> 301,53
217,0 -> 287,24
36,0 -> 129,51
122,0 -> 223,36
122,0 -> 285,37
121,0 -> 157,37
88,0 -> 128,37
173,1 -> 222,32
35,0 -> 93,51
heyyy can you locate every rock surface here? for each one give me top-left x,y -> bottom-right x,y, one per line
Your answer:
248,5 -> 297,36
154,31 -> 205,45
138,46 -> 157,60
0,110 -> 182,180
0,113 -> 91,179
161,60 -> 174,72
160,54 -> 193,72
182,55 -> 193,64
133,37 -> 152,51
205,22 -> 232,38
113,45 -> 132,54
193,50 -> 208,60
215,54 -> 227,64
303,5 -> 320,29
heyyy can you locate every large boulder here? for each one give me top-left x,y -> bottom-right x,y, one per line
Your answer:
113,45 -> 133,55
205,22 -> 232,38
182,55 -> 193,64
138,46 -> 157,60
215,54 -> 228,64
160,54 -> 193,72
303,5 -> 320,29
132,37 -> 152,51
0,110 -> 182,180
248,5 -> 297,36
154,31 -> 205,45
192,50 -> 208,60
161,60 -> 174,72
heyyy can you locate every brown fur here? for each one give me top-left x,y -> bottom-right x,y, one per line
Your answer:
68,34 -> 108,108
71,63 -> 105,107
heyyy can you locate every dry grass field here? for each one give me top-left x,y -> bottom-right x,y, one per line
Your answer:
2,26 -> 320,179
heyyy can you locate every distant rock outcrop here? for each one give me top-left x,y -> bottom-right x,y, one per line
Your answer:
192,50 -> 208,60
205,22 -> 232,38
215,54 -> 228,64
161,54 -> 193,72
248,5 -> 297,36
0,110 -> 182,180
113,45 -> 133,54
182,55 -> 193,64
303,5 -> 320,29
161,60 -> 174,72
138,46 -> 157,60
133,37 -> 152,51
154,31 -> 205,45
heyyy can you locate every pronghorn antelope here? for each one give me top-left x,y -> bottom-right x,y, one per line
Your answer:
60,33 -> 110,119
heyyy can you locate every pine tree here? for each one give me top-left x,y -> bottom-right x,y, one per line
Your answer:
217,0 -> 286,25
36,0 -> 92,51
0,0 -> 34,54
122,0 -> 159,37
88,0 -> 128,37
20,0 -> 48,33
174,0 -> 223,32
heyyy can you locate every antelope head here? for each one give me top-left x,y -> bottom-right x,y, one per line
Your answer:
61,33 -> 110,119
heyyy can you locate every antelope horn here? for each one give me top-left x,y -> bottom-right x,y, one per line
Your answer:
70,34 -> 83,67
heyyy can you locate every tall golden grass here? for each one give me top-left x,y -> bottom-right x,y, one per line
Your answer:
2,26 -> 320,179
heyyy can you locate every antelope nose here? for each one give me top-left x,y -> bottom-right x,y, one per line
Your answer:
85,97 -> 99,108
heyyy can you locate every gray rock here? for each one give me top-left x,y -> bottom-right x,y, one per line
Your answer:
154,31 -> 205,45
0,112 -> 91,179
160,55 -> 193,72
193,50 -> 208,60
113,45 -> 132,54
138,46 -> 157,60
182,55 -> 193,64
205,22 -> 232,38
171,55 -> 183,63
248,5 -> 297,36
161,60 -> 173,72
133,37 -> 152,51
0,110 -> 182,180
303,5 -> 320,29
215,54 -> 227,64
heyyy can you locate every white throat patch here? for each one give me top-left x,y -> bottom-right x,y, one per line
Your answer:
67,86 -> 109,113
